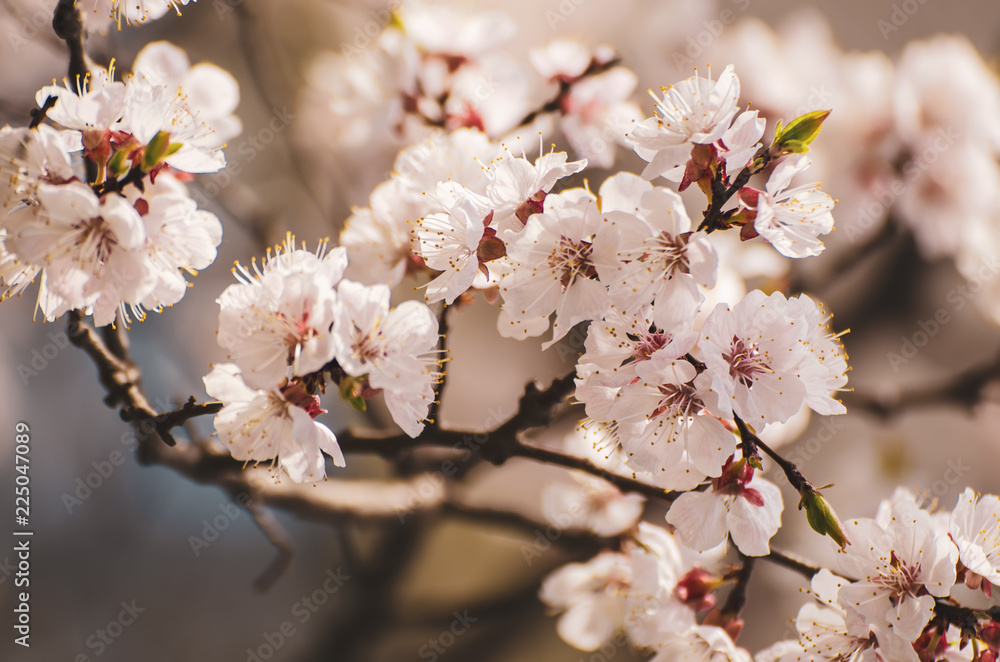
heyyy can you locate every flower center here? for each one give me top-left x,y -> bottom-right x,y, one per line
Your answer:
723,336 -> 770,387
75,216 -> 118,267
872,551 -> 922,599
647,231 -> 691,277
352,327 -> 387,365
650,382 -> 701,419
548,237 -> 597,289
630,329 -> 672,362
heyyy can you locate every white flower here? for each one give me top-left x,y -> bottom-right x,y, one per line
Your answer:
4,181 -> 152,325
744,155 -> 836,258
698,290 -> 848,427
413,183 -> 499,304
203,363 -> 343,484
624,522 -> 694,645
497,188 -> 615,347
649,625 -> 751,662
484,145 -> 587,235
628,65 -> 741,180
598,172 -> 717,332
0,124 -> 78,213
332,280 -> 440,437
129,179 -> 222,312
560,67 -> 643,169
35,67 -> 127,136
949,487 -> 1000,589
36,60 -> 228,176
101,0 -> 194,27
340,178 -> 423,287
574,303 -> 696,411
604,357 -> 736,488
398,1 -> 516,58
132,41 -> 242,146
120,73 -> 226,174
717,110 -> 765,179
666,459 -> 783,556
761,569 -> 884,662
216,235 -> 345,391
529,39 -> 595,82
835,505 -> 958,643
539,551 -> 631,651
541,472 -> 644,537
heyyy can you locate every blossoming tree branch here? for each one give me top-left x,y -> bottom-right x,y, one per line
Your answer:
3,1 -> 1000,660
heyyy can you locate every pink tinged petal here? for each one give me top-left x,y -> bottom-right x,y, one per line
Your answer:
545,277 -> 609,349
598,172 -> 653,214
184,63 -> 241,117
685,415 -> 737,478
281,406 -> 328,483
557,598 -> 619,651
99,194 -> 147,250
885,594 -> 935,642
489,158 -> 538,206
204,363 -> 259,403
766,155 -> 812,196
638,144 -> 691,180
666,491 -> 729,552
727,476 -> 783,556
652,275 -> 703,333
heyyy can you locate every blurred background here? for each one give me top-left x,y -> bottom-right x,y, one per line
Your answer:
2,0 -> 1000,660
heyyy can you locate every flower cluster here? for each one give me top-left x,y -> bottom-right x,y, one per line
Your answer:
299,2 -> 641,167
540,522 -> 752,661
207,235 -> 442,482
0,42 -> 234,326
762,488 -> 1000,662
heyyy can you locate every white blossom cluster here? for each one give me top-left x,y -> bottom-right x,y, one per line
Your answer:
207,235 -> 442,483
300,0 -> 641,167
0,41 -> 235,326
759,487 -> 1000,662
6,2 -> 1000,659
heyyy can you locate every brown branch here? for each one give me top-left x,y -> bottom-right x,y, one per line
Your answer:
720,553 -> 756,616
763,548 -> 822,580
426,303 -> 450,427
68,312 -> 838,589
52,0 -> 87,87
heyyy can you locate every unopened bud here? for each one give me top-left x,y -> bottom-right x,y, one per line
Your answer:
801,489 -> 849,548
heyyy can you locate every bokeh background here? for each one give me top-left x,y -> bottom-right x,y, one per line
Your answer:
2,0 -> 1000,660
